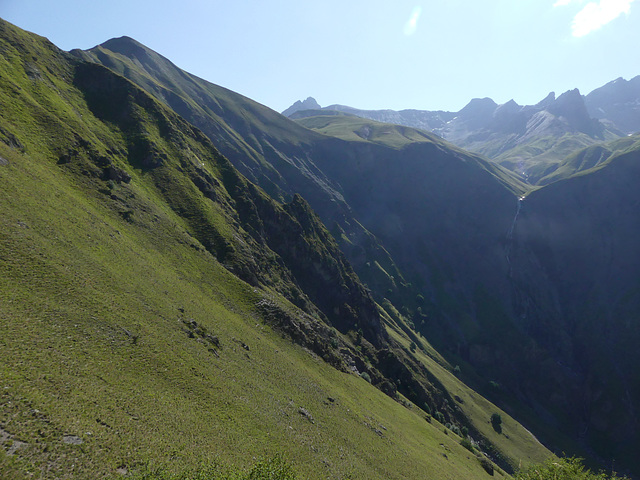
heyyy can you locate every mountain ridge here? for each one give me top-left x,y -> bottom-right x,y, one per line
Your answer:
3,16 -> 640,478
1,17 -> 554,478
286,80 -> 632,184
65,29 -> 640,477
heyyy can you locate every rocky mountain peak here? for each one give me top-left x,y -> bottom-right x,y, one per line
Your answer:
282,97 -> 322,117
494,99 -> 520,116
459,97 -> 498,115
456,97 -> 499,129
535,91 -> 556,108
585,75 -> 640,134
548,88 -> 603,137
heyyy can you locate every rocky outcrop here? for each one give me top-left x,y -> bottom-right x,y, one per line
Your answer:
282,96 -> 322,117
287,85 -> 620,184
585,75 -> 640,134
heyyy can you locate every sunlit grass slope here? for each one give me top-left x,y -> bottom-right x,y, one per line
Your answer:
536,133 -> 640,185
295,113 -> 529,197
294,111 -> 441,149
0,139 -> 512,480
0,17 -> 554,479
381,309 -> 551,473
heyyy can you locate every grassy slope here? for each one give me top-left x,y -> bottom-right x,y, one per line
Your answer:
0,18 -> 552,479
0,142 -> 505,480
67,31 -> 640,478
72,36 -> 417,321
494,134 -> 596,180
71,37 -> 325,203
295,114 -> 529,197
492,133 -> 615,185
295,113 -> 441,149
382,312 -> 551,473
537,134 -> 640,185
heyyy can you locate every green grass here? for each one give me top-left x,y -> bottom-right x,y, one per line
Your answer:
0,17 -> 555,479
537,133 -> 640,185
0,134 -> 518,479
294,113 -> 529,196
384,312 -> 551,473
295,113 -> 440,149
492,131 -> 623,186
515,457 -> 628,480
123,456 -> 298,479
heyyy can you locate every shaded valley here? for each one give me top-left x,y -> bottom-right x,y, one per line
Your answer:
1,16 -> 640,479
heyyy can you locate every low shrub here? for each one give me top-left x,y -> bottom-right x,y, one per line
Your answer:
515,457 -> 628,480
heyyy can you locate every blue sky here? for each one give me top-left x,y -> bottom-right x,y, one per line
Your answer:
1,0 -> 639,112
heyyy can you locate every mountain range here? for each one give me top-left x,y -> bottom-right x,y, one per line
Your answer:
2,16 -> 640,479
285,77 -> 640,185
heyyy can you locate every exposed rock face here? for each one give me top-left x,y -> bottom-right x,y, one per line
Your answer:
547,88 -> 604,137
585,75 -> 640,134
281,96 -> 322,117
285,84 -> 624,184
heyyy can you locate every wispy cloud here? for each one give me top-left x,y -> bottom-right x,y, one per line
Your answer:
573,0 -> 635,36
554,0 -> 637,36
404,6 -> 422,36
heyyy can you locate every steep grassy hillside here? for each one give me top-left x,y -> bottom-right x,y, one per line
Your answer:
535,134 -> 640,185
289,112 -> 640,476
296,91 -> 622,186
0,17 -> 553,479
294,113 -> 528,195
72,36 -> 323,204
492,132 -> 602,184
72,33 -> 640,476
508,145 -> 640,472
71,36 -> 413,321
294,111 -> 441,149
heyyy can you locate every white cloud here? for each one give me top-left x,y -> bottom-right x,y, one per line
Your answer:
404,6 -> 422,36
570,0 -> 636,36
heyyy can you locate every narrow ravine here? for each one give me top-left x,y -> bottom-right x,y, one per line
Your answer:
505,196 -> 524,272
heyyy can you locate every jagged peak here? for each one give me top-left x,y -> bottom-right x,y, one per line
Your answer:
556,87 -> 582,100
549,88 -> 587,115
536,91 -> 556,108
282,97 -> 322,116
457,97 -> 498,125
493,99 -> 521,121
496,99 -> 520,111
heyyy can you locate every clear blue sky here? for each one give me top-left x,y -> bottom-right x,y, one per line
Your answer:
2,0 -> 639,113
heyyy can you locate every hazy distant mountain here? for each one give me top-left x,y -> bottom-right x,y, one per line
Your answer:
585,75 -> 640,135
286,81 -> 636,184
79,36 -> 640,473
281,96 -> 321,117
4,17 -> 549,479
3,15 -> 640,478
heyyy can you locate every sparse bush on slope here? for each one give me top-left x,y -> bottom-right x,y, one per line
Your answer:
515,458 -> 628,480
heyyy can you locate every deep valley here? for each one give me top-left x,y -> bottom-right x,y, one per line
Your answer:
1,16 -> 639,479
